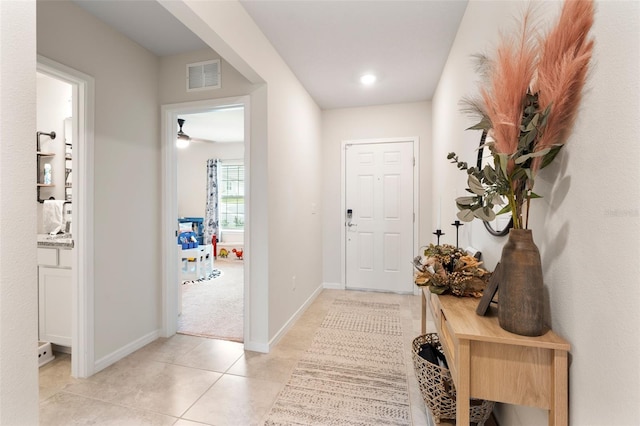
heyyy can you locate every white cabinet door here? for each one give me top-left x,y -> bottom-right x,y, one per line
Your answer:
39,267 -> 72,346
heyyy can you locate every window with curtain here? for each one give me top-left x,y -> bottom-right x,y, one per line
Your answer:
219,163 -> 244,230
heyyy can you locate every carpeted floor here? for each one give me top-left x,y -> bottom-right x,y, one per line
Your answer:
177,258 -> 244,342
264,298 -> 411,425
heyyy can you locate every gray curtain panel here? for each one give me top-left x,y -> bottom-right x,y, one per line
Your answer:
204,158 -> 219,245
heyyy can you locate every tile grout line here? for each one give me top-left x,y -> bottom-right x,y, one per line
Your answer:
176,374 -> 225,422
53,389 -> 181,422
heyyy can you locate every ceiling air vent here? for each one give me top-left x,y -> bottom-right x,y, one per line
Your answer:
186,59 -> 221,92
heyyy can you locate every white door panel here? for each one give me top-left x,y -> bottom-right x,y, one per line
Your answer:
345,141 -> 413,292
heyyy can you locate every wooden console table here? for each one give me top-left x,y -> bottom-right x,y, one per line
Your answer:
421,289 -> 570,425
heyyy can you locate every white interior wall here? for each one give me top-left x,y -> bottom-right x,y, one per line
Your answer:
165,0 -> 323,345
0,1 -> 39,423
321,102 -> 432,287
37,0 -> 162,363
432,1 -> 640,424
36,73 -> 72,229
177,141 -> 244,218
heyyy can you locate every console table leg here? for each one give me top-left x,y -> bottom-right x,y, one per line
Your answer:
457,339 -> 471,425
550,349 -> 569,426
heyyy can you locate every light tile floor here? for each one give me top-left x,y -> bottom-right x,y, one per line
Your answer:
39,289 -> 436,425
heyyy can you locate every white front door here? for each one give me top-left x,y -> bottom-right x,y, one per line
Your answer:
345,141 -> 414,292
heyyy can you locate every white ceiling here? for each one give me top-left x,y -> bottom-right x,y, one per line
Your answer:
72,0 -> 468,140
72,0 -> 209,56
178,107 -> 245,144
240,0 -> 468,110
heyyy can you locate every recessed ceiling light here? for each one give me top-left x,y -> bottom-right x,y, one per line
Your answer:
360,74 -> 377,85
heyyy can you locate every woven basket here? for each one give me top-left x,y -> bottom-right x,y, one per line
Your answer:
412,333 -> 495,425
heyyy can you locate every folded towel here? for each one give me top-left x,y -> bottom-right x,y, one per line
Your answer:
43,200 -> 65,234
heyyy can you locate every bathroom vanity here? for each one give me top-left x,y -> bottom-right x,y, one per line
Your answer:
37,235 -> 73,347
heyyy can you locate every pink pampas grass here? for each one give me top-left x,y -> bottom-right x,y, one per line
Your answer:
481,9 -> 538,157
532,0 -> 594,171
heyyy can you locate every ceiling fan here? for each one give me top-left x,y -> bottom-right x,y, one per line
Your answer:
177,118 -> 218,147
176,118 -> 190,149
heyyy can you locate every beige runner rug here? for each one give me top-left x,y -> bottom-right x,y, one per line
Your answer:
265,298 -> 410,425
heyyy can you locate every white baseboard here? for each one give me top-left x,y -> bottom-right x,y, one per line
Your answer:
93,329 -> 160,374
322,282 -> 344,290
267,284 -> 324,351
51,343 -> 71,354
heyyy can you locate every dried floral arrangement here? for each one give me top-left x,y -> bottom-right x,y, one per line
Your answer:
413,244 -> 491,297
449,0 -> 595,229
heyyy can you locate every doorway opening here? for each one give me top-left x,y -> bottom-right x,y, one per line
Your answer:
176,108 -> 245,342
162,96 -> 250,344
36,55 -> 95,379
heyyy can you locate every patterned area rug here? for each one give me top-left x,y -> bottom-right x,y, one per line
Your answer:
265,299 -> 410,425
181,269 -> 222,285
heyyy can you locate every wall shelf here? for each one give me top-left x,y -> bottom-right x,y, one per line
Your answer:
37,131 -> 57,202
64,117 -> 72,202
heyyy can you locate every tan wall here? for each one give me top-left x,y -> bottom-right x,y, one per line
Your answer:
159,48 -> 257,105
38,0 -> 162,361
177,142 -> 244,218
321,101 -> 432,286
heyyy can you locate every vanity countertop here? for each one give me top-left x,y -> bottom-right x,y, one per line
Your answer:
37,234 -> 74,249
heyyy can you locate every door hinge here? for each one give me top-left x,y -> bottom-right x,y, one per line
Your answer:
413,157 -> 415,167
413,212 -> 415,223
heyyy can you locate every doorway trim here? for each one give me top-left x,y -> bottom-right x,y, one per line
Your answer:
37,55 -> 95,378
161,96 -> 250,342
340,137 -> 420,290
